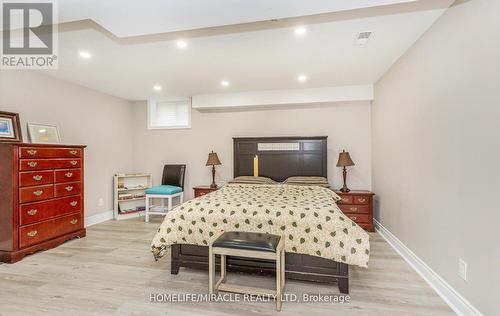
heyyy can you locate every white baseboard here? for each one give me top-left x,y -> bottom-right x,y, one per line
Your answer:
374,219 -> 483,316
84,210 -> 114,227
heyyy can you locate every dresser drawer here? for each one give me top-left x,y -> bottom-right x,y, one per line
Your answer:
20,158 -> 81,171
338,204 -> 370,214
194,187 -> 219,198
356,223 -> 373,231
20,196 -> 81,226
19,212 -> 82,248
195,190 -> 210,198
54,182 -> 81,197
353,195 -> 371,204
337,195 -> 353,204
344,213 -> 371,224
20,147 -> 82,159
55,169 -> 81,183
19,170 -> 54,187
19,185 -> 54,203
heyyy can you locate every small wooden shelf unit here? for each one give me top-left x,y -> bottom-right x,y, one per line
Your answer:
113,173 -> 152,220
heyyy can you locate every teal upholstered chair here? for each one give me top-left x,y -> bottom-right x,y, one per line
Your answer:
145,164 -> 185,222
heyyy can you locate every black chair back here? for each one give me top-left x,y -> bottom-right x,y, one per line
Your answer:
161,164 -> 186,190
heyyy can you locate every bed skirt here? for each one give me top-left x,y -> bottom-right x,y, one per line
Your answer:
170,244 -> 349,294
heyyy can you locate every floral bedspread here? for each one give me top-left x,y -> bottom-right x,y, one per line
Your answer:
151,184 -> 370,268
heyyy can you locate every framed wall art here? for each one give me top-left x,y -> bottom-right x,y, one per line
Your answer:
0,111 -> 23,143
27,123 -> 61,144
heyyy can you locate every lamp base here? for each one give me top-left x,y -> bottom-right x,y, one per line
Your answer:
340,186 -> 351,193
340,167 -> 350,193
210,165 -> 217,189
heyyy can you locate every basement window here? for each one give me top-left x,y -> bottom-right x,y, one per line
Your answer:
148,98 -> 191,129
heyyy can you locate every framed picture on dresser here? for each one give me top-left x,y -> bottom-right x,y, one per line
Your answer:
0,111 -> 22,143
27,123 -> 61,144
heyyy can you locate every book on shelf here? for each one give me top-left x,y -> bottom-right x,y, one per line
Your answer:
118,193 -> 145,201
118,206 -> 146,214
118,193 -> 133,200
119,209 -> 138,214
115,173 -> 150,177
120,185 -> 148,190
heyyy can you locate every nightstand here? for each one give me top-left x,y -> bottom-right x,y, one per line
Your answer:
193,185 -> 220,198
334,190 -> 375,232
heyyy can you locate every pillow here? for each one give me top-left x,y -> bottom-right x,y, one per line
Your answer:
228,176 -> 277,185
283,176 -> 330,188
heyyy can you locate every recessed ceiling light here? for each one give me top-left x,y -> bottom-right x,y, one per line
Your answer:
294,26 -> 307,36
297,75 -> 308,82
176,40 -> 188,49
220,80 -> 230,87
78,51 -> 92,59
153,85 -> 162,91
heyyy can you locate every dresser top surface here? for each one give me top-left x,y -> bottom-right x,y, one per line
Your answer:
0,142 -> 86,148
193,185 -> 219,190
333,190 -> 374,195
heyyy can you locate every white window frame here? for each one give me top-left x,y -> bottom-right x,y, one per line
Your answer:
147,98 -> 192,130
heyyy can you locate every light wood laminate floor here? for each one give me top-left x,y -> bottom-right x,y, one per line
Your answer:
0,217 -> 454,316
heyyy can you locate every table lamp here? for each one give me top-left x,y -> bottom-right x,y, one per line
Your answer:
206,151 -> 222,188
336,150 -> 355,193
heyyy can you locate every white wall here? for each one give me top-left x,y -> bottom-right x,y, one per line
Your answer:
0,71 -> 134,217
0,71 -> 373,214
372,0 -> 500,315
132,101 -> 372,199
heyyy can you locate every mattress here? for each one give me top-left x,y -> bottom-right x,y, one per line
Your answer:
151,183 -> 370,268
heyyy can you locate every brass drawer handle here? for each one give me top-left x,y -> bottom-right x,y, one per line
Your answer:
70,219 -> 78,225
70,201 -> 78,207
27,230 -> 38,237
27,209 -> 38,216
27,149 -> 37,156
65,172 -> 73,178
65,186 -> 74,192
351,216 -> 357,220
358,198 -> 367,203
69,150 -> 78,155
33,190 -> 43,196
33,175 -> 43,181
27,161 -> 38,167
342,198 -> 349,202
350,207 -> 358,212
69,160 -> 78,166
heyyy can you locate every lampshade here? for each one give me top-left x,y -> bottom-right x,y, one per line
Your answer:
336,150 -> 355,167
206,151 -> 222,166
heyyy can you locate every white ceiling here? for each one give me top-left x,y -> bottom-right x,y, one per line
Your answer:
59,0 -> 418,37
43,0 -> 454,101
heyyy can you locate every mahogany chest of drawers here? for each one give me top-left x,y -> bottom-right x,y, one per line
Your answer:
193,185 -> 219,198
334,190 -> 375,232
0,143 -> 86,263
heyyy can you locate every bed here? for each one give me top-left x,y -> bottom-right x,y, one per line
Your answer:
151,136 -> 370,294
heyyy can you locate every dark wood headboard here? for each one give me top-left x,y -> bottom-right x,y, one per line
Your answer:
233,136 -> 327,182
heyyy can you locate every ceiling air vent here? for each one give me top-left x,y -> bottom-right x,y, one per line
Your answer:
356,31 -> 373,46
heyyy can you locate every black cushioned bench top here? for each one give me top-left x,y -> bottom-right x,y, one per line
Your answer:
212,232 -> 280,252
